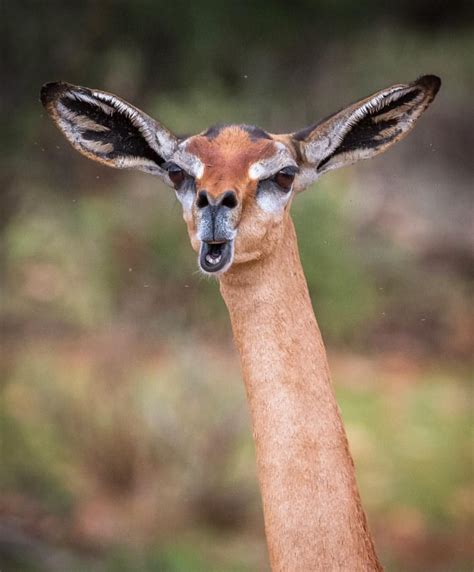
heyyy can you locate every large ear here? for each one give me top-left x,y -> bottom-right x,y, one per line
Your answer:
40,81 -> 179,181
291,75 -> 440,190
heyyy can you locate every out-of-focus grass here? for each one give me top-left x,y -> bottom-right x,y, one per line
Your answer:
337,369 -> 472,527
1,337 -> 472,571
3,176 -> 378,341
2,177 -> 472,572
333,355 -> 473,572
294,173 -> 378,342
99,531 -> 264,572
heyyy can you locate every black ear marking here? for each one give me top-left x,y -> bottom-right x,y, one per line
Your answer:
41,81 -> 69,107
315,86 -> 428,171
60,95 -> 166,166
40,81 -> 178,174
371,88 -> 420,116
41,82 -> 170,170
415,74 -> 441,95
293,75 -> 441,181
316,116 -> 401,172
292,90 -> 421,146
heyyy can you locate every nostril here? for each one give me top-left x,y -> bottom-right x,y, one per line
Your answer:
196,191 -> 209,209
221,190 -> 238,209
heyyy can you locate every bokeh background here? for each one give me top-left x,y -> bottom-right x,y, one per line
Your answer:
1,1 -> 473,570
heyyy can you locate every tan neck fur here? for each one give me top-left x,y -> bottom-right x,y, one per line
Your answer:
220,213 -> 382,571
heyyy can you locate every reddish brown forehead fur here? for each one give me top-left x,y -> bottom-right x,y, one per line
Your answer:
186,126 -> 277,199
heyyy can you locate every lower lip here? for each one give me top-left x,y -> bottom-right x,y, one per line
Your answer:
199,240 -> 233,274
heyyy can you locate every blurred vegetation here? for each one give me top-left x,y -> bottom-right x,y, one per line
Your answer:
1,1 -> 473,571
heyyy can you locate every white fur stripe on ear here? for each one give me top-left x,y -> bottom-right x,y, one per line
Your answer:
41,81 -> 180,182
290,75 -> 440,190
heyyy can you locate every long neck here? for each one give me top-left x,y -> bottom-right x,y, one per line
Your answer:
220,215 -> 382,571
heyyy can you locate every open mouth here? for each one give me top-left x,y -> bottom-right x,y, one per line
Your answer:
199,240 -> 234,274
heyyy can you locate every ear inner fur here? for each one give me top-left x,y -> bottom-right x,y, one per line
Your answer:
291,75 -> 440,185
40,81 -> 178,177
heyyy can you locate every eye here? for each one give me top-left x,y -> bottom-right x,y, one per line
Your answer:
273,166 -> 297,191
165,162 -> 186,188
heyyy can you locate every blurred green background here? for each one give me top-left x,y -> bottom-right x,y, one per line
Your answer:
1,1 -> 473,570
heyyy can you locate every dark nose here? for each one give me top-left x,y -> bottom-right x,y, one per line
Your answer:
196,190 -> 238,210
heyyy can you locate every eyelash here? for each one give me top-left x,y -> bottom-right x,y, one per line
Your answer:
273,171 -> 295,191
165,164 -> 297,192
271,167 -> 298,191
165,162 -> 187,188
